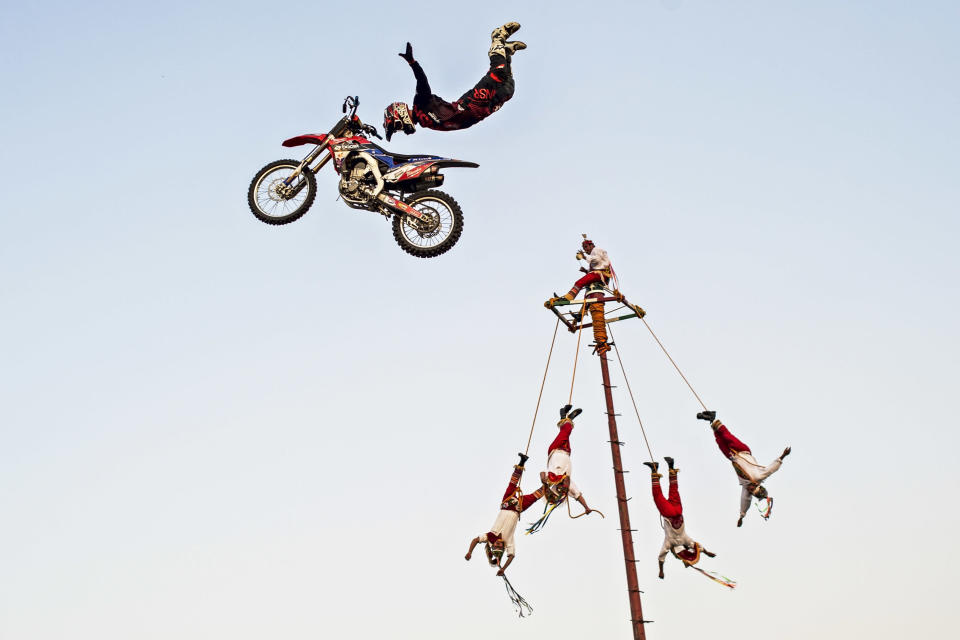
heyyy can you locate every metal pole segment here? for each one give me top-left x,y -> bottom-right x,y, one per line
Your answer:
598,349 -> 647,640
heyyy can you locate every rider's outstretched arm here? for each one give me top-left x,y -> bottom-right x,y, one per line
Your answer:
409,61 -> 432,101
400,42 -> 432,100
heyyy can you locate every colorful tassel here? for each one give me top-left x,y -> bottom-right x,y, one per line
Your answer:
501,575 -> 533,617
525,499 -> 562,535
690,566 -> 737,590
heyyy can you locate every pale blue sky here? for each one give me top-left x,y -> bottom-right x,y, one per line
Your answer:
1,1 -> 958,638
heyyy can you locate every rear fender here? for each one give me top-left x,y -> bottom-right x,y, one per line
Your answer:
383,159 -> 478,183
429,160 -> 479,169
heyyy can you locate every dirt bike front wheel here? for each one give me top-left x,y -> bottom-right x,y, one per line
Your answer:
391,190 -> 465,258
248,159 -> 317,225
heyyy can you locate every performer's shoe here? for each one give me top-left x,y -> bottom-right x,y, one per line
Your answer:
696,410 -> 716,422
504,41 -> 527,55
517,452 -> 529,466
559,404 -> 573,419
643,461 -> 659,473
545,292 -> 575,308
491,22 -> 521,41
664,456 -> 676,471
737,516 -> 744,528
567,408 -> 582,421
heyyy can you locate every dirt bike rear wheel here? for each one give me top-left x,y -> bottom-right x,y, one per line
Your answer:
391,190 -> 464,258
248,159 -> 317,225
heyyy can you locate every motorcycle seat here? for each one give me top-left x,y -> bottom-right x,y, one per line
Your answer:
364,142 -> 440,164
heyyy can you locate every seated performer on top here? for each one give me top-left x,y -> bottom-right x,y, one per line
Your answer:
465,453 -> 541,576
545,237 -> 611,308
540,404 -> 594,513
697,410 -> 792,527
544,237 -> 622,355
383,23 -> 526,141
643,457 -> 716,579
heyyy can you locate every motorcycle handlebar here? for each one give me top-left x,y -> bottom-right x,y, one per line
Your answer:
342,95 -> 359,117
337,96 -> 381,139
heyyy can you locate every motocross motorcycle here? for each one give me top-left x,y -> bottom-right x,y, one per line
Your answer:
248,96 -> 478,258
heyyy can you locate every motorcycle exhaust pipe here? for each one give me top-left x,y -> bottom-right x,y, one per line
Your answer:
418,173 -> 444,188
376,193 -> 428,221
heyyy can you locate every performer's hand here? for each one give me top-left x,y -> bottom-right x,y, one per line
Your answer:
579,267 -> 588,273
576,251 -> 585,260
584,507 -> 592,514
737,516 -> 744,528
464,552 -> 472,561
496,568 -> 505,576
399,42 -> 414,63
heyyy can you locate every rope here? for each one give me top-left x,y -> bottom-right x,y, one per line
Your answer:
608,325 -> 655,462
524,318 -> 560,456
567,299 -> 587,404
641,318 -> 708,411
566,496 -> 605,520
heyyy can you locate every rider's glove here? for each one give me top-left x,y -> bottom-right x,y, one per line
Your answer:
399,42 -> 414,64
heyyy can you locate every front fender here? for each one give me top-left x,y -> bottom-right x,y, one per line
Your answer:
282,134 -> 329,148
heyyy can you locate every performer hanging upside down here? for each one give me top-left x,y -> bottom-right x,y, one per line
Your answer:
465,453 -> 541,576
697,410 -> 792,527
540,404 -> 593,512
643,458 -> 716,579
383,23 -> 526,141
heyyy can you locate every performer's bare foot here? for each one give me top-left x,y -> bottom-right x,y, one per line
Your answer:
737,516 -> 744,527
780,446 -> 792,460
658,569 -> 664,579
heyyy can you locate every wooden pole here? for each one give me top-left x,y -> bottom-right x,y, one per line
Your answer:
599,348 -> 647,639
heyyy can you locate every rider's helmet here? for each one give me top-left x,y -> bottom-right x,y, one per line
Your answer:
383,102 -> 416,141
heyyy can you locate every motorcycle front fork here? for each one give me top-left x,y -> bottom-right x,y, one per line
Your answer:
283,146 -> 332,187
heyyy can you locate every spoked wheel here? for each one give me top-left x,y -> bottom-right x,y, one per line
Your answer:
391,190 -> 464,258
248,159 -> 317,225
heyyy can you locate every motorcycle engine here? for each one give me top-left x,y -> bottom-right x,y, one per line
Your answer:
338,154 -> 383,208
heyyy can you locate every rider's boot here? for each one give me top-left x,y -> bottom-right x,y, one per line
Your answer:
504,41 -> 527,56
491,22 -> 521,42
